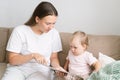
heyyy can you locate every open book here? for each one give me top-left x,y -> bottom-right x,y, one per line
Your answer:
44,65 -> 68,73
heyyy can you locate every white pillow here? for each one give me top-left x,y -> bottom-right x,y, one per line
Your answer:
98,52 -> 116,68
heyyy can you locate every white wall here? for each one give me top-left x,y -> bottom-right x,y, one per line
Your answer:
0,0 -> 120,35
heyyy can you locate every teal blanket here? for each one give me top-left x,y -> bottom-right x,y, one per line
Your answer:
87,61 -> 120,80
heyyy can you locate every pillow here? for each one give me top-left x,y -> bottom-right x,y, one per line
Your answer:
98,52 -> 116,68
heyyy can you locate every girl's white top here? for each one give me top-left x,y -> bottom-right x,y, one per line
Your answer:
67,51 -> 97,79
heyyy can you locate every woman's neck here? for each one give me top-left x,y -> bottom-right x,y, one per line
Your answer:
30,25 -> 43,35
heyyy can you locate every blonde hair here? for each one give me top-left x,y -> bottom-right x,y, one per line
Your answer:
72,31 -> 88,49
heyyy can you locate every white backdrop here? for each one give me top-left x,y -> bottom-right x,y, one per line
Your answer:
0,0 -> 120,35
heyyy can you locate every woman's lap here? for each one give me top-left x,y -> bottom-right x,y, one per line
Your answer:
2,66 -> 55,80
1,66 -> 26,80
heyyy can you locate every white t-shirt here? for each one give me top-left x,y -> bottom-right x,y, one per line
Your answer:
66,51 -> 97,79
6,25 -> 62,73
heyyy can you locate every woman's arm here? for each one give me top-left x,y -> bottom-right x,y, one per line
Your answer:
8,52 -> 47,65
50,52 -> 60,67
8,52 -> 33,65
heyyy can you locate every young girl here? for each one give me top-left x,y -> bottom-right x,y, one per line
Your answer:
64,31 -> 101,80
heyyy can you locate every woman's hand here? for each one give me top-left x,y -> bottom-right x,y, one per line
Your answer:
32,53 -> 47,65
53,66 -> 67,77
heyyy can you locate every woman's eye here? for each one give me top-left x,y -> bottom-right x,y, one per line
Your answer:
46,23 -> 50,25
46,22 -> 55,25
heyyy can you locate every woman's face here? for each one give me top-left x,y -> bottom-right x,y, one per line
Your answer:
35,15 -> 57,33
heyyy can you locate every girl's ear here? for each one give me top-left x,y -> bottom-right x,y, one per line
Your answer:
83,44 -> 87,50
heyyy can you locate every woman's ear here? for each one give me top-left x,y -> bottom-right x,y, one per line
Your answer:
35,16 -> 40,23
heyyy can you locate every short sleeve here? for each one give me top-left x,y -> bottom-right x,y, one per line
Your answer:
51,28 -> 62,53
86,52 -> 97,66
6,28 -> 22,53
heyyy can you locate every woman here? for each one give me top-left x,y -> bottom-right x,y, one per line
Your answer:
2,1 -> 63,80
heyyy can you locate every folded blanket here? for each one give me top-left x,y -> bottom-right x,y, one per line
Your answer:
87,61 -> 120,80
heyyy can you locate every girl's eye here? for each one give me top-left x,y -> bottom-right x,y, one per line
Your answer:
74,47 -> 77,49
70,46 -> 77,49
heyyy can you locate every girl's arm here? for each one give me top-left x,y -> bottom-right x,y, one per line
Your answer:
64,59 -> 69,71
92,61 -> 101,72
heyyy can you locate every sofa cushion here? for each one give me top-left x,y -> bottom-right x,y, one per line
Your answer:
0,28 -> 9,62
59,32 -> 72,66
5,28 -> 14,63
87,35 -> 120,60
0,63 -> 7,79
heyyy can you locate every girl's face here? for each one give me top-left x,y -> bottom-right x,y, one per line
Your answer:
70,38 -> 86,56
35,15 -> 57,33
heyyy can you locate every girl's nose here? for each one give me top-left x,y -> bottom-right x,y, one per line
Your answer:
71,48 -> 75,52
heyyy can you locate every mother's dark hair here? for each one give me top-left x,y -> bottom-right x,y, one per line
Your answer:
25,1 -> 58,26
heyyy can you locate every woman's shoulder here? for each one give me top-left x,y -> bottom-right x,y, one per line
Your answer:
14,25 -> 28,29
13,25 -> 30,32
50,28 -> 59,33
47,28 -> 59,36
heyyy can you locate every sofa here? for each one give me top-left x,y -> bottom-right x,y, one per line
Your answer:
0,27 -> 120,79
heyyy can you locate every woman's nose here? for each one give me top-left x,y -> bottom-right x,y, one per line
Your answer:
49,25 -> 54,29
